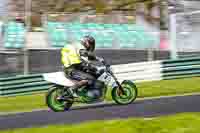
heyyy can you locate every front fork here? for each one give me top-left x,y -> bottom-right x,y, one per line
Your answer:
112,74 -> 126,95
116,81 -> 126,95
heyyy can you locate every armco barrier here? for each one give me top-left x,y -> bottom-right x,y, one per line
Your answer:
112,61 -> 162,82
0,74 -> 52,96
0,57 -> 200,97
0,61 -> 162,97
162,57 -> 200,79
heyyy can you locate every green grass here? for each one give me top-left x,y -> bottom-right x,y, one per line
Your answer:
0,94 -> 46,113
106,77 -> 200,100
0,77 -> 200,113
1,113 -> 200,133
137,76 -> 200,97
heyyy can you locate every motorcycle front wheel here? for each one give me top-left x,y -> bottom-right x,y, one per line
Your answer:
112,80 -> 138,105
46,85 -> 73,112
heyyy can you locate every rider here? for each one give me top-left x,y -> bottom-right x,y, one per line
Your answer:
61,35 -> 103,97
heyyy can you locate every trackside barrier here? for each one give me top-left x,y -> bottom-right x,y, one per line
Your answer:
0,61 -> 162,97
0,74 -> 52,97
0,57 -> 200,96
162,57 -> 200,79
112,61 -> 162,82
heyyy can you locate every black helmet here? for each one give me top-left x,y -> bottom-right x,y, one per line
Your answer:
81,35 -> 95,52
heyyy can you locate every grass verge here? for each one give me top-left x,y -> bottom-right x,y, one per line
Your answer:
0,94 -> 46,113
0,77 -> 200,113
1,113 -> 200,133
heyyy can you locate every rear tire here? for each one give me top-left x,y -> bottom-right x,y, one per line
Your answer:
112,80 -> 137,105
46,85 -> 73,112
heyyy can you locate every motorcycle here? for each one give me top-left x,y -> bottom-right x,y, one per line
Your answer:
43,59 -> 138,112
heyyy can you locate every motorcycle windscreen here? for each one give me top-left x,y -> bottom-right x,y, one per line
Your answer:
43,72 -> 75,87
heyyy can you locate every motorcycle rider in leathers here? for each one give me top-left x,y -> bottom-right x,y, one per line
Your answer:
61,35 -> 104,97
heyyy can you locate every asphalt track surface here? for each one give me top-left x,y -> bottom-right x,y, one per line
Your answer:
0,94 -> 200,130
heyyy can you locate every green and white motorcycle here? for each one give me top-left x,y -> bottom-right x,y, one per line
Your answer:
43,60 -> 138,112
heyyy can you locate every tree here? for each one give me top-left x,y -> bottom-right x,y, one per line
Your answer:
10,0 -> 167,28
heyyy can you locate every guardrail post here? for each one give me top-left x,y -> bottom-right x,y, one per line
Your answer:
23,49 -> 29,75
147,48 -> 154,61
169,14 -> 178,59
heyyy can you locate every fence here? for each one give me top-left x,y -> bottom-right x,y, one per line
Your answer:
1,56 -> 200,97
162,56 -> 200,79
0,50 -> 24,77
112,61 -> 162,82
0,74 -> 51,96
0,61 -> 161,97
0,49 -> 170,76
169,10 -> 200,59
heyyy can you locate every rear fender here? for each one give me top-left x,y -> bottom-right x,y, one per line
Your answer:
43,72 -> 75,87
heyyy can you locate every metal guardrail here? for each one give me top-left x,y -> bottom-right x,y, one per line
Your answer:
0,74 -> 52,96
112,61 -> 162,82
0,61 -> 162,97
162,57 -> 200,80
0,57 -> 200,97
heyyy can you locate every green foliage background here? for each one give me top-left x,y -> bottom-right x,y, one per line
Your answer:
22,0 -> 162,27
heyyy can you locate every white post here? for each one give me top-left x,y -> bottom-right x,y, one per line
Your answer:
25,0 -> 31,31
24,0 -> 31,75
23,49 -> 29,75
147,48 -> 154,61
169,14 -> 178,59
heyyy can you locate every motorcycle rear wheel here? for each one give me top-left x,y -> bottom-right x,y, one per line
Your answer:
46,85 -> 73,112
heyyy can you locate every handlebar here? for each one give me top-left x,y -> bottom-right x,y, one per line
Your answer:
97,57 -> 110,67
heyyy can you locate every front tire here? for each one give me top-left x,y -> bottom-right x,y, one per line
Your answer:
46,85 -> 73,112
112,80 -> 138,105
